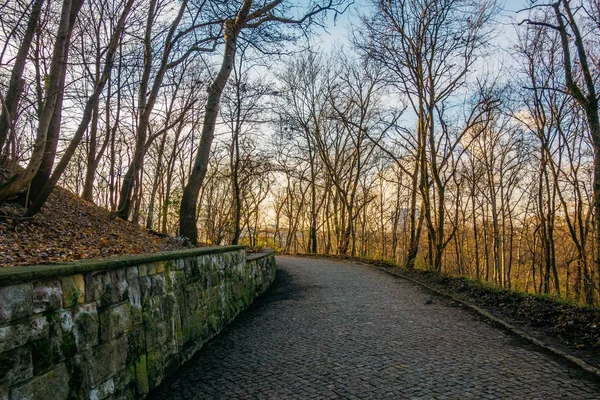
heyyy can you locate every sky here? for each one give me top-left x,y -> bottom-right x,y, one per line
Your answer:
298,0 -> 536,131
312,0 -> 532,52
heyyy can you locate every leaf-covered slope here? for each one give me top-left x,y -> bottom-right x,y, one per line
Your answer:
0,187 -> 185,267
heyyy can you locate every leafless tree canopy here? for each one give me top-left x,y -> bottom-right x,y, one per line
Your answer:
1,0 -> 600,304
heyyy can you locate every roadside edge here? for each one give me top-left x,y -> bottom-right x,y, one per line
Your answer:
373,265 -> 600,381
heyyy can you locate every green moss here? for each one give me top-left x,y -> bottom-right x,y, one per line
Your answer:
126,328 -> 145,364
68,288 -> 80,307
208,313 -> 219,333
145,349 -> 162,388
165,271 -> 173,292
134,355 -> 150,395
61,332 -> 76,359
0,245 -> 245,286
47,312 -> 61,323
142,312 -> 152,330
175,326 -> 183,343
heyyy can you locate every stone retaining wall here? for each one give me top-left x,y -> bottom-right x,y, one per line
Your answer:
0,246 -> 276,399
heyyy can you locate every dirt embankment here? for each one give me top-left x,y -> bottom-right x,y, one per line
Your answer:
0,187 -> 186,267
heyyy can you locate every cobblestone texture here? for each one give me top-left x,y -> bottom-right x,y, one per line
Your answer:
149,256 -> 600,399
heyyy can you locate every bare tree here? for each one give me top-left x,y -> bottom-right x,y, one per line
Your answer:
0,0 -> 84,201
180,0 -> 347,244
520,0 -> 600,301
0,0 -> 44,154
354,0 -> 499,269
114,0 -> 220,220
23,0 -> 136,216
221,44 -> 273,244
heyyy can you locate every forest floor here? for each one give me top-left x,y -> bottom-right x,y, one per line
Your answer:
0,187 -> 186,267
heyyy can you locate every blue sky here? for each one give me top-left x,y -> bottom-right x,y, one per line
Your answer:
313,0 -> 531,51
300,0 -> 535,134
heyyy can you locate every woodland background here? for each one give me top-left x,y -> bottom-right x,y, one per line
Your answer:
1,0 -> 600,306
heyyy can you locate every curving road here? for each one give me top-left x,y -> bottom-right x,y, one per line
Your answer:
149,256 -> 600,399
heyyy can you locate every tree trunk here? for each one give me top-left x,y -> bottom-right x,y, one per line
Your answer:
0,0 -> 45,153
405,157 -> 421,268
81,102 -> 100,201
230,87 -> 243,245
27,75 -> 66,203
116,0 -> 189,219
180,7 -> 251,244
146,133 -> 167,229
25,0 -> 134,216
0,0 -> 81,201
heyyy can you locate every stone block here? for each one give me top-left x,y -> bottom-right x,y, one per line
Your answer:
150,274 -> 166,297
138,264 -> 150,277
182,284 -> 199,314
32,280 -> 63,314
205,312 -> 220,337
138,276 -> 152,307
0,283 -> 32,324
181,312 -> 203,344
85,272 -> 112,307
159,293 -> 178,320
0,315 -> 48,353
184,258 -> 202,284
113,366 -> 133,395
125,266 -> 139,282
206,287 -> 222,311
61,274 -> 85,308
144,299 -> 178,353
221,252 -> 231,268
110,269 -> 128,301
145,346 -> 165,389
99,303 -> 142,343
144,318 -> 168,349
89,377 -> 115,400
133,355 -> 149,397
0,322 -> 27,354
237,249 -> 246,263
0,347 -> 32,387
57,309 -> 73,333
88,336 -> 128,387
208,255 -> 218,271
235,262 -> 245,274
139,262 -> 165,277
173,312 -> 182,346
173,258 -> 185,271
68,351 -> 91,398
30,312 -> 75,375
196,256 -> 206,271
72,303 -> 99,350
168,270 -> 185,292
153,262 -> 166,275
127,278 -> 142,309
9,363 -> 69,400
125,328 -> 145,365
85,271 -> 128,309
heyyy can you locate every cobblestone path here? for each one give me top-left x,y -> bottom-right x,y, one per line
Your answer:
149,256 -> 600,399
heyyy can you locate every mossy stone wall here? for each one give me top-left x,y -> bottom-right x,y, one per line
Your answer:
0,247 -> 276,399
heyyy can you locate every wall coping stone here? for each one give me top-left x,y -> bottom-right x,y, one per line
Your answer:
246,249 -> 274,262
0,245 -> 246,285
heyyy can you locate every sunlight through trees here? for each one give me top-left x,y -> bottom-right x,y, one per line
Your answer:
1,0 -> 599,304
